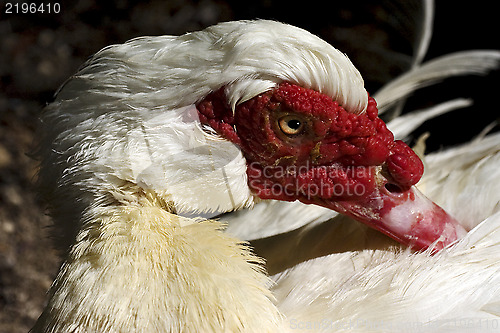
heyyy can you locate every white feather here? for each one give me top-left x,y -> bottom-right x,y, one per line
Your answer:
387,98 -> 472,140
420,132 -> 500,230
375,50 -> 500,113
224,200 -> 337,241
273,211 -> 500,333
412,0 -> 434,68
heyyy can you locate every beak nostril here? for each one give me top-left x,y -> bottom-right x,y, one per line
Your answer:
385,183 -> 404,194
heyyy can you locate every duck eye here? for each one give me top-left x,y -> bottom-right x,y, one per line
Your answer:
278,115 -> 305,135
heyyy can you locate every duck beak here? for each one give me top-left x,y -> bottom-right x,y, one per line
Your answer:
322,183 -> 468,252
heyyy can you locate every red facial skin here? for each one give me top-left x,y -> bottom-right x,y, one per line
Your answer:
197,83 -> 467,251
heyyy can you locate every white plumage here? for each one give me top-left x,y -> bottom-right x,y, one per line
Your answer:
32,14 -> 500,333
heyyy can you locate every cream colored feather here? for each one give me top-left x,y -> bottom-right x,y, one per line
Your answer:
32,202 -> 283,332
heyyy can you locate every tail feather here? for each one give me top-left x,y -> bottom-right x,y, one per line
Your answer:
387,98 -> 472,140
375,50 -> 500,113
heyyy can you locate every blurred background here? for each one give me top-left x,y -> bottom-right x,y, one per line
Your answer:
0,0 -> 498,331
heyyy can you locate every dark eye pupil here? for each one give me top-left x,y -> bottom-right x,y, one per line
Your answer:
278,116 -> 305,136
287,119 -> 301,130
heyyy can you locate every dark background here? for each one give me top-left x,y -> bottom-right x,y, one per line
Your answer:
0,1 -> 498,331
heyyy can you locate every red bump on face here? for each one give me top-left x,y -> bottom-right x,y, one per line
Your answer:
386,140 -> 424,188
197,88 -> 241,145
196,82 -> 422,203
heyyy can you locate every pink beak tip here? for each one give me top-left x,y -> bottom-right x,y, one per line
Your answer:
328,185 -> 469,253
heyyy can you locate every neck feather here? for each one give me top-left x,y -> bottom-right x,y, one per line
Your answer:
33,193 -> 282,332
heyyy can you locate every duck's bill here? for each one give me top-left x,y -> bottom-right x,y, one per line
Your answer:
321,185 -> 468,252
